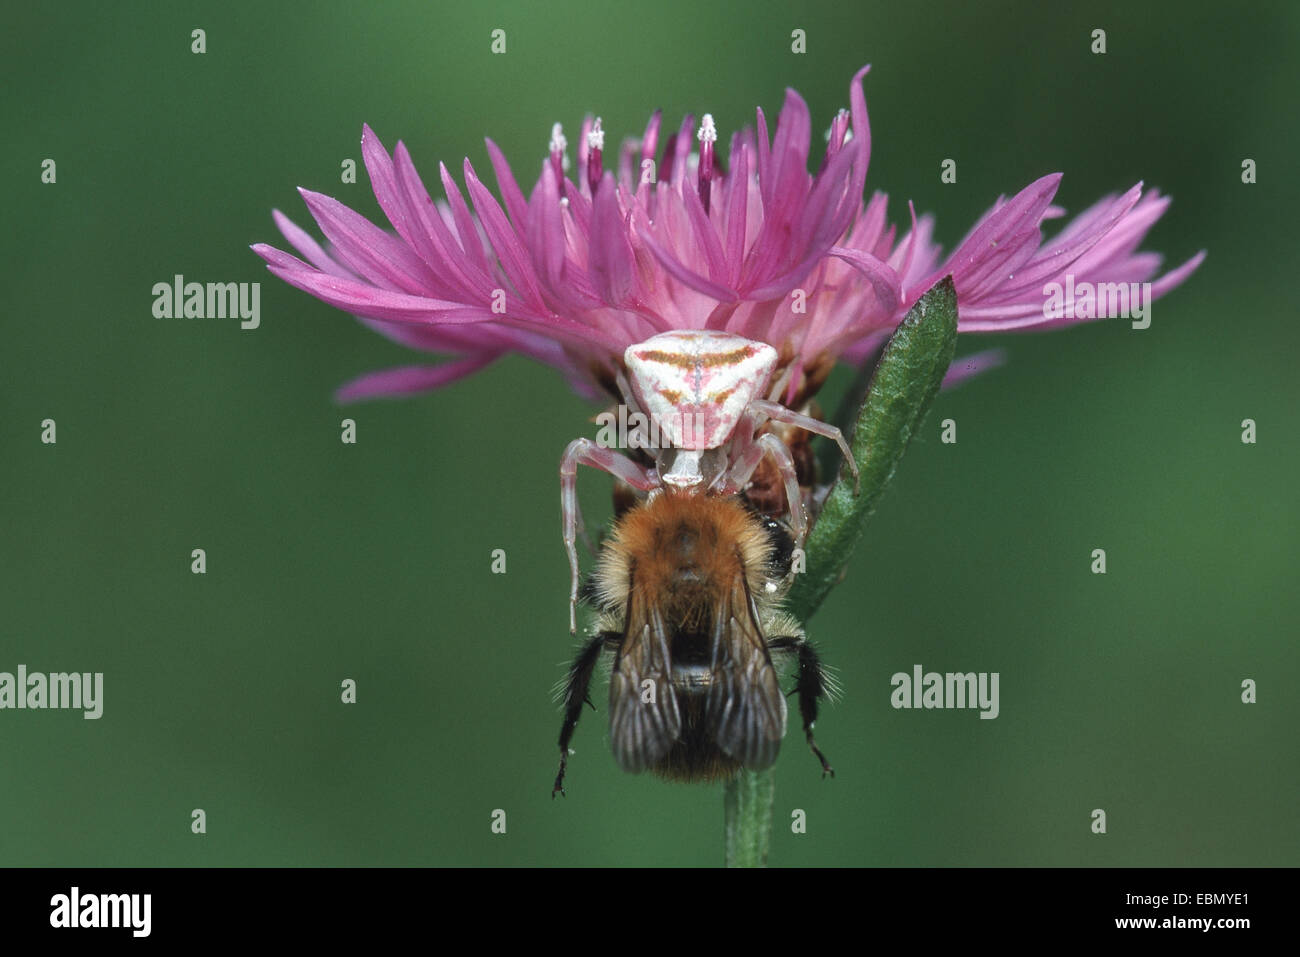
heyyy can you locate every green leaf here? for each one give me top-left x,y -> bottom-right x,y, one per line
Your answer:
786,276 -> 958,622
724,278 -> 957,868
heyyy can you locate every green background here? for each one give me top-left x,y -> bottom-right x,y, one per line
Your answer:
3,0 -> 1296,866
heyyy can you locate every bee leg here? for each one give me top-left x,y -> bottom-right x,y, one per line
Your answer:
554,631 -> 620,797
768,636 -> 835,778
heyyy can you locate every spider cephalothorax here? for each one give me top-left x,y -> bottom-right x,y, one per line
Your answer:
559,329 -> 859,633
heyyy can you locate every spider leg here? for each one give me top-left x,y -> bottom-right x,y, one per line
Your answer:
749,398 -> 860,495
754,432 -> 807,544
560,438 -> 658,633
722,419 -> 806,543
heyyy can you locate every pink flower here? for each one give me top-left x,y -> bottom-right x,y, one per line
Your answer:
253,66 -> 1202,403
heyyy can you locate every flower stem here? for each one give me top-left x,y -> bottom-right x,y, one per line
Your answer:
724,768 -> 775,867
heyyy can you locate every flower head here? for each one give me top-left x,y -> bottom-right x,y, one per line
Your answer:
253,66 -> 1202,403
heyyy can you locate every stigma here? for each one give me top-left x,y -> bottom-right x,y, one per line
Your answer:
548,122 -> 569,186
586,117 -> 604,194
697,113 -> 717,213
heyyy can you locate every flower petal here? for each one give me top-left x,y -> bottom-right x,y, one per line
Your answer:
336,354 -> 500,402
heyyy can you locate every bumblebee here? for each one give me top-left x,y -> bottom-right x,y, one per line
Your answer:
553,491 -> 835,795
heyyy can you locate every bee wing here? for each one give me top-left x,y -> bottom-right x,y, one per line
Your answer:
609,594 -> 682,773
705,579 -> 788,770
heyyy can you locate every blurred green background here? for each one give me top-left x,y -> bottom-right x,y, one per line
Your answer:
2,0 -> 1296,867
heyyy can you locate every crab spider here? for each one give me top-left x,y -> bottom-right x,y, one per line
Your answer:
560,330 -> 860,633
